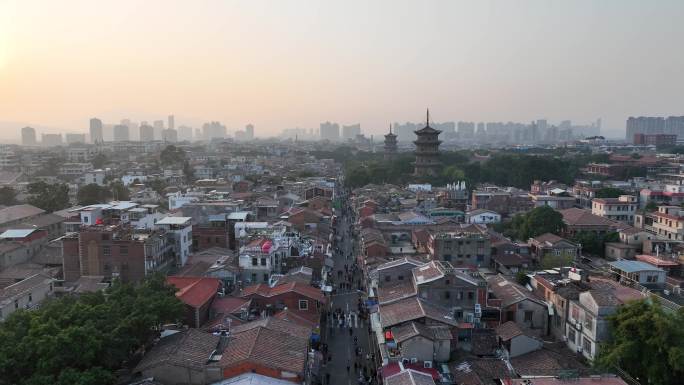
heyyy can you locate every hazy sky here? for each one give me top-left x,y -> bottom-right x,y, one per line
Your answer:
1,0 -> 683,139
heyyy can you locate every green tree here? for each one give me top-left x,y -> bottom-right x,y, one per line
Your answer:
0,186 -> 17,206
513,206 -> 566,240
0,274 -> 184,385
595,187 -> 626,198
645,201 -> 658,211
91,153 -> 107,169
182,160 -> 195,182
109,181 -> 130,201
26,182 -> 70,212
160,145 -> 186,166
77,184 -> 111,205
148,178 -> 168,196
595,300 -> 684,385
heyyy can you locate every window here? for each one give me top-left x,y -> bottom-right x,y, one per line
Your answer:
102,245 -> 111,256
398,275 -> 404,281
444,254 -> 452,262
445,279 -> 450,285
384,276 -> 391,282
467,291 -> 474,300
571,304 -> 579,321
252,258 -> 258,266
119,246 -> 128,255
583,337 -> 592,354
524,311 -> 533,322
260,258 -> 267,266
444,241 -> 452,250
14,299 -> 19,309
298,300 -> 309,310
250,273 -> 257,282
28,293 -> 32,302
215,237 -> 221,244
102,233 -> 109,241
263,273 -> 269,282
444,291 -> 451,299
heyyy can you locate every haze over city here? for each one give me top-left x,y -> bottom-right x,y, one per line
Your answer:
2,0 -> 683,141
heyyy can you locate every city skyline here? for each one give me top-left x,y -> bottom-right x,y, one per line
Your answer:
2,1 -> 684,140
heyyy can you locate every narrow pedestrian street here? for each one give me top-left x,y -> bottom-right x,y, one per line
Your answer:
321,189 -> 376,385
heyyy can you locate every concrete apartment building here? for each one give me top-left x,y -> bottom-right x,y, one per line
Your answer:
591,195 -> 637,224
427,227 -> 491,268
62,224 -> 175,283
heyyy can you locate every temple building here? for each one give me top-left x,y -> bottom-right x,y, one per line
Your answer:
413,110 -> 442,177
384,124 -> 398,161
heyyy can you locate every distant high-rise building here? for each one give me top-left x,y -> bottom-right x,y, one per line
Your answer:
168,115 -> 175,130
21,126 -> 36,146
139,124 -> 155,142
414,110 -> 442,177
245,124 -> 254,140
202,121 -> 226,140
320,122 -> 340,141
384,124 -> 398,161
65,133 -> 86,144
342,124 -> 361,140
161,128 -> 177,142
178,126 -> 193,142
90,118 -> 103,143
457,122 -> 475,139
113,124 -> 130,141
42,133 -> 63,147
626,116 -> 684,141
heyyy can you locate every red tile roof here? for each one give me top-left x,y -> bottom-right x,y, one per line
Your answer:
240,281 -> 326,303
167,276 -> 221,308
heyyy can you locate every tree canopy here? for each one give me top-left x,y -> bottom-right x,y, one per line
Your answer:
77,183 -> 111,205
0,274 -> 184,385
160,145 -> 186,166
0,186 -> 17,206
342,149 -> 608,189
595,299 -> 684,385
595,187 -> 627,199
505,206 -> 566,241
26,181 -> 70,212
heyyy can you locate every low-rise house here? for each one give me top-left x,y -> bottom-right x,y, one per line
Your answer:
485,274 -> 547,333
528,233 -> 578,267
604,242 -> 638,260
465,209 -> 501,225
495,321 -> 542,358
385,369 -> 436,385
167,276 -> 222,328
565,278 -> 643,360
608,260 -> 667,289
617,226 -> 654,249
0,273 -> 55,321
239,281 -> 325,325
413,261 -> 487,322
559,208 -> 620,237
389,322 -> 452,363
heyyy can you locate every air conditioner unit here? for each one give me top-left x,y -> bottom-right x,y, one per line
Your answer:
562,335 -> 568,342
577,346 -> 583,353
402,358 -> 410,365
410,358 -> 418,364
575,321 -> 582,331
424,361 -> 433,369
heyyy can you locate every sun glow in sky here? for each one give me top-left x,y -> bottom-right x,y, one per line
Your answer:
1,0 -> 683,139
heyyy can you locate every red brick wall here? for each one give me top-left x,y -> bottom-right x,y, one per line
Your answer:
222,362 -> 301,383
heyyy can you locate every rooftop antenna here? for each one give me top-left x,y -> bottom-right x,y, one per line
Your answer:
426,108 -> 430,127
389,123 -> 392,134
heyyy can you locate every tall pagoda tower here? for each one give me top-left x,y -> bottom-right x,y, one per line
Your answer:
413,109 -> 442,177
384,124 -> 398,161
